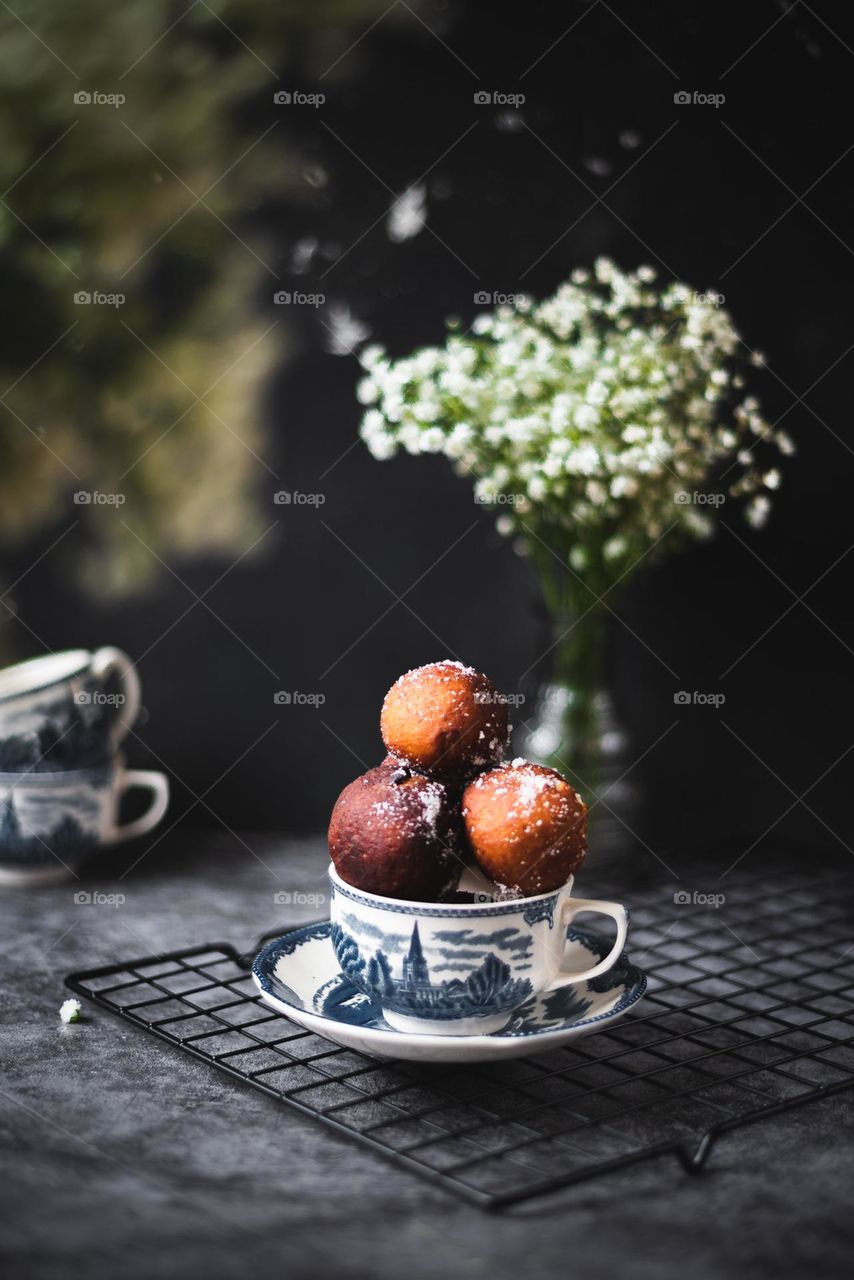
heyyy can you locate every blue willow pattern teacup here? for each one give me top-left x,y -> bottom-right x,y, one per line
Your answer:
328,863 -> 629,1036
0,648 -> 141,771
0,760 -> 170,885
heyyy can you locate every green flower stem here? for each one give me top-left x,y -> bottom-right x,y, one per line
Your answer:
524,533 -> 612,776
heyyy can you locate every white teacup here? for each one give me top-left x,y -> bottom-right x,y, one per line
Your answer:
329,863 -> 628,1036
0,760 -> 169,886
0,648 -> 141,771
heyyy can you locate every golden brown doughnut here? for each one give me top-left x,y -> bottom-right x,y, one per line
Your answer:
461,759 -> 587,895
380,660 -> 508,782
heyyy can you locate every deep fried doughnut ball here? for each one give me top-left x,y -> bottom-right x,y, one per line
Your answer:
328,759 -> 461,901
462,759 -> 587,896
380,660 -> 508,782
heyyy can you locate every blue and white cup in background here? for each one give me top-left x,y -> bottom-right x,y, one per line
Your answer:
329,862 -> 629,1036
0,760 -> 170,886
0,648 -> 141,771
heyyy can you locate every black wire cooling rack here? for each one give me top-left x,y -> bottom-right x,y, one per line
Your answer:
66,867 -> 854,1209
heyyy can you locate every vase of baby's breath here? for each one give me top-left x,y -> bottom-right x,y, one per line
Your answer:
356,260 -> 790,809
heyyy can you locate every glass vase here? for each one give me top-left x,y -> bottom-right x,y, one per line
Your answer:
515,564 -> 639,844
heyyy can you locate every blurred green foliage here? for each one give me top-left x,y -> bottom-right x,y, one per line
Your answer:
0,0 -> 401,595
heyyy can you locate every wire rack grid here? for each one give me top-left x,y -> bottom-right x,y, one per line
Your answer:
66,868 -> 854,1209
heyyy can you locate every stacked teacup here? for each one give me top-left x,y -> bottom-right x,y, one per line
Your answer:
0,648 -> 169,886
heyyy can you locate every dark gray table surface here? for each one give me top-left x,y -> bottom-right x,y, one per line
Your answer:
2,832 -> 854,1280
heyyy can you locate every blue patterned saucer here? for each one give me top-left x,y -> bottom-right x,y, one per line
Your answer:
252,922 -> 646,1063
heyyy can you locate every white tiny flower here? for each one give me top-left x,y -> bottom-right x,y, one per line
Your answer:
604,534 -> 627,560
359,344 -> 385,370
386,183 -> 427,243
746,495 -> 771,528
356,377 -> 379,405
421,427 -> 446,452
762,468 -> 781,489
445,422 -> 474,458
60,998 -> 82,1024
611,474 -> 639,499
574,404 -> 599,430
398,423 -> 425,453
366,434 -> 397,460
325,304 -> 371,356
565,443 -> 599,475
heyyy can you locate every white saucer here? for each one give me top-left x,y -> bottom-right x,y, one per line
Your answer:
252,921 -> 646,1064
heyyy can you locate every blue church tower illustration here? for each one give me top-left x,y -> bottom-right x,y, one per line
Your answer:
401,923 -> 431,989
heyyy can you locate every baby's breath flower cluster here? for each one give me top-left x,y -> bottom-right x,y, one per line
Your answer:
358,260 -> 789,596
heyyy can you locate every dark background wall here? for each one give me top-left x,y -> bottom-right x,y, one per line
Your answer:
4,0 -> 853,861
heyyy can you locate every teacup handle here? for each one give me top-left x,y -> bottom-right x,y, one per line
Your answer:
105,770 -> 170,845
554,897 -> 629,985
91,647 -> 141,747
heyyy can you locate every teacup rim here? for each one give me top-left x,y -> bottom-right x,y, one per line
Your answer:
0,649 -> 92,701
328,860 -> 572,913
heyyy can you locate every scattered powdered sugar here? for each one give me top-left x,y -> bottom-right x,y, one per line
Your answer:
513,768 -> 551,808
394,659 -> 478,688
367,775 -> 447,839
419,783 -> 444,833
